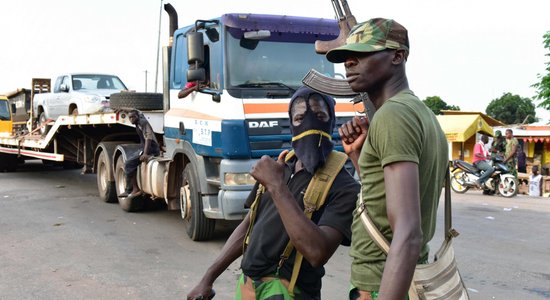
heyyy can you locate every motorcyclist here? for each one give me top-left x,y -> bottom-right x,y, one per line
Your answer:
474,134 -> 494,188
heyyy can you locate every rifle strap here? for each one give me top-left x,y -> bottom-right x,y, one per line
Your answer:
283,150 -> 348,296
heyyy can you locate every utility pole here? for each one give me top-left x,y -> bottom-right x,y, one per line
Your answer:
144,70 -> 148,92
154,0 -> 163,92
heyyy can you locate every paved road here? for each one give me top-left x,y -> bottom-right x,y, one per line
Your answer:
1,161 -> 549,299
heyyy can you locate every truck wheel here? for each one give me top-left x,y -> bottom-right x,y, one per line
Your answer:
180,164 -> 215,241
97,151 -> 117,203
39,112 -> 51,136
110,93 -> 163,111
115,156 -> 144,212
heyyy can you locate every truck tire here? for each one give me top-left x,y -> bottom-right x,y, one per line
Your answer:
110,93 -> 163,111
97,151 -> 117,203
181,164 -> 215,241
115,156 -> 145,212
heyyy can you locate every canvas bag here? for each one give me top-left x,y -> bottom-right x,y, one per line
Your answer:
357,168 -> 470,300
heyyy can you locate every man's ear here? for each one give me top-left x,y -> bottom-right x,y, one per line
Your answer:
392,49 -> 408,65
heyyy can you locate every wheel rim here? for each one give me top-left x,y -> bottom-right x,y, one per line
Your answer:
116,165 -> 126,194
180,185 -> 191,220
499,177 -> 517,197
39,114 -> 46,135
98,161 -> 107,192
451,172 -> 467,192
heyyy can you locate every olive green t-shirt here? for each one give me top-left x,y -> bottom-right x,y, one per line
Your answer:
350,89 -> 449,291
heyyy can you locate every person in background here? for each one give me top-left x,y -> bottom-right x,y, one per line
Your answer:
529,165 -> 542,197
490,130 -> 506,159
516,144 -> 527,174
327,18 -> 448,300
504,129 -> 519,177
118,110 -> 160,198
473,135 -> 494,188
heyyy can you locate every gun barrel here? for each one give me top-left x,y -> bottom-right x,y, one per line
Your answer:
340,0 -> 353,17
331,0 -> 345,20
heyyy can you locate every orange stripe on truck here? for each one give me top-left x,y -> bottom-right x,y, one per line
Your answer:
243,102 -> 364,114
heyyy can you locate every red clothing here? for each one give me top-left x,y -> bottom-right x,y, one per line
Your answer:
473,141 -> 488,163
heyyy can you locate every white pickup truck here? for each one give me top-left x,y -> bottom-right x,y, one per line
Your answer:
33,73 -> 128,133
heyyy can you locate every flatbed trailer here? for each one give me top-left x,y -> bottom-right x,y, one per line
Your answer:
0,110 -> 161,164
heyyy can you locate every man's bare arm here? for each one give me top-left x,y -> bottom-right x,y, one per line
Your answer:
186,213 -> 250,300
378,161 -> 423,300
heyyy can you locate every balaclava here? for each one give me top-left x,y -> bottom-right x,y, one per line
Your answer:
289,86 -> 336,174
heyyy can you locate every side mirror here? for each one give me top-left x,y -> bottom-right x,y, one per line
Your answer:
187,32 -> 204,65
60,84 -> 69,92
11,103 -> 16,114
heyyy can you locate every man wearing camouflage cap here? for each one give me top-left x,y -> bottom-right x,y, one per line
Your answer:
329,18 -> 448,300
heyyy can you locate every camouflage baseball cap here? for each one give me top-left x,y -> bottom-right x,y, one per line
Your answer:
326,18 -> 409,63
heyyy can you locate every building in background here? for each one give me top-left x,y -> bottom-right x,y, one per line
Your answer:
437,111 -> 504,163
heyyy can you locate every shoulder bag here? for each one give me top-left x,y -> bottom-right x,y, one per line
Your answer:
357,167 -> 470,300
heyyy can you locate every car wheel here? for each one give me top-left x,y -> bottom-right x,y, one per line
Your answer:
39,112 -> 51,136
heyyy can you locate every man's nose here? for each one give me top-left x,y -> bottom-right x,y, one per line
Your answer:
344,58 -> 358,69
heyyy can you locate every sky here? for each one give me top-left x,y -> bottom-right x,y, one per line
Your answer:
1,0 -> 549,121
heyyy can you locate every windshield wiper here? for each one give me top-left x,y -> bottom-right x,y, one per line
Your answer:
236,82 -> 296,93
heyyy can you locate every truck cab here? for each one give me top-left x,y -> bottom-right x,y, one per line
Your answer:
151,12 -> 357,240
0,96 -> 14,137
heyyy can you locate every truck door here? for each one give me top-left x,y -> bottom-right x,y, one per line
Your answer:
0,98 -> 13,136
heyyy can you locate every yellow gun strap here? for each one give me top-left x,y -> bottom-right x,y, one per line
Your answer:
285,151 -> 348,296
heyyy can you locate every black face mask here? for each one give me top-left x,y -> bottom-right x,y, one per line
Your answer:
289,87 -> 336,174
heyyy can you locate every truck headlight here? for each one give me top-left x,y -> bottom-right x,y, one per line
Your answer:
224,172 -> 256,186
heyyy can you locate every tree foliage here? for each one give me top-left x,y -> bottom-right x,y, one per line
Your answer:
534,31 -> 550,109
422,96 -> 460,115
486,93 -> 537,124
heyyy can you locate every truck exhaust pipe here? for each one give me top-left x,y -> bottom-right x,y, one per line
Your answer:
164,3 -> 178,46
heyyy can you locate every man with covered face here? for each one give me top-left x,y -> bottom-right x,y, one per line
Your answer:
187,87 -> 359,300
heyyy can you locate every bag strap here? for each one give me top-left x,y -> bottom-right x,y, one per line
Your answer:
358,164 -> 455,254
358,164 -> 455,299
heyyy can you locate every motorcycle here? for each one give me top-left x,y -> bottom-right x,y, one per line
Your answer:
450,156 -> 518,197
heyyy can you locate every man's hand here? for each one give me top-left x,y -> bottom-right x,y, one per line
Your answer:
139,154 -> 150,162
339,116 -> 368,156
250,150 -> 289,191
187,282 -> 214,300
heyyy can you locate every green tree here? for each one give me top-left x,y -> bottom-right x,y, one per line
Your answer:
534,31 -> 550,109
486,93 -> 537,124
422,96 -> 460,115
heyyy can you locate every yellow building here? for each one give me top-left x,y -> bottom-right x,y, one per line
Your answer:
437,111 -> 504,163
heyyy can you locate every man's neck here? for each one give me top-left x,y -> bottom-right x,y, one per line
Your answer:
369,77 -> 409,110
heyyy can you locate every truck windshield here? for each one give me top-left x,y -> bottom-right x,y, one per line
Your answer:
0,101 -> 10,121
72,74 -> 127,90
226,32 -> 335,94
